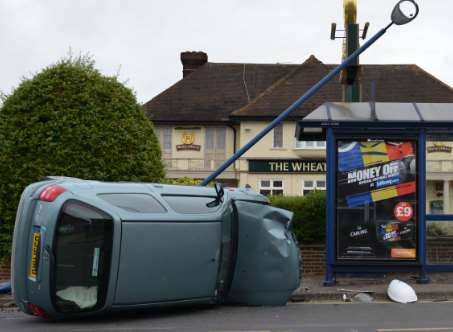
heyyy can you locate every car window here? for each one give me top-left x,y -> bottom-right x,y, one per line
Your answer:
53,200 -> 113,313
97,193 -> 167,213
162,195 -> 220,214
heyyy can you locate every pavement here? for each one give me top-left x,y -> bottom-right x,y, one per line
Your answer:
3,272 -> 453,311
293,272 -> 453,303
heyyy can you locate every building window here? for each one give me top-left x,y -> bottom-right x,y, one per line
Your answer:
303,180 -> 326,195
295,140 -> 326,149
205,127 -> 227,169
259,180 -> 284,196
155,127 -> 172,168
155,127 -> 172,151
273,125 -> 283,148
216,128 -> 226,149
163,128 -> 172,150
206,128 -> 215,150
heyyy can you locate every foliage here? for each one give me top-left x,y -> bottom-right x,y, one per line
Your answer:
160,177 -> 216,187
0,56 -> 164,257
269,191 -> 326,243
427,222 -> 448,237
161,177 -> 202,186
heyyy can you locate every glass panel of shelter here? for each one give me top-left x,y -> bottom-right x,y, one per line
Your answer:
335,138 -> 418,261
425,137 -> 453,265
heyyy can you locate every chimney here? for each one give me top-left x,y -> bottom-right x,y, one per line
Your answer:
181,51 -> 208,77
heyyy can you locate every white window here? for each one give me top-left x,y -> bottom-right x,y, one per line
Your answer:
155,127 -> 172,168
273,125 -> 283,148
162,128 -> 172,151
295,140 -> 326,149
205,127 -> 227,168
259,179 -> 284,196
303,179 -> 326,195
216,128 -> 226,149
155,127 -> 172,151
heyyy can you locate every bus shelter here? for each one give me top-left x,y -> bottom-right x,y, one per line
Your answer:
297,102 -> 453,285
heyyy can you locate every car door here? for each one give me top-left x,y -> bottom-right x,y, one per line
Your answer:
109,193 -> 224,305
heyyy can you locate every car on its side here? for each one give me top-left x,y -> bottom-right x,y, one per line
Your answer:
12,177 -> 300,319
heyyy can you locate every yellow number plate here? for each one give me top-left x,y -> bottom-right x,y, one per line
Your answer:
28,228 -> 41,281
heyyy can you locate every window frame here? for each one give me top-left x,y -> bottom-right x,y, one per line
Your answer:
97,193 -> 167,214
51,200 -> 114,314
295,140 -> 326,150
273,125 -> 284,148
303,179 -> 326,195
259,179 -> 284,196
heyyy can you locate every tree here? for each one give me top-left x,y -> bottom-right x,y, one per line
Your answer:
0,56 -> 164,257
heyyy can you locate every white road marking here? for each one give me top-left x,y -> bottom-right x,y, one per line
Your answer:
377,328 -> 453,331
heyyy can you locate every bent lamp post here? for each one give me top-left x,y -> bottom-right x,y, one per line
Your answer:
201,0 -> 419,186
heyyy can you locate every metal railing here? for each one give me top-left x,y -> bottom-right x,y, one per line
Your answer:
427,160 -> 453,173
163,158 -> 236,172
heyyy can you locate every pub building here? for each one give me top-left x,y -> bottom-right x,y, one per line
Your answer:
143,51 -> 453,213
142,0 -> 453,283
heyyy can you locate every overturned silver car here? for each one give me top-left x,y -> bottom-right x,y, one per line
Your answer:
12,177 -> 300,319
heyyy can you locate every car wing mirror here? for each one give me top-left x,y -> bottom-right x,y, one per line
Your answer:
206,183 -> 224,208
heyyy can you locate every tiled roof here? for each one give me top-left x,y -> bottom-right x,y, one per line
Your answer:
143,62 -> 295,123
143,55 -> 453,122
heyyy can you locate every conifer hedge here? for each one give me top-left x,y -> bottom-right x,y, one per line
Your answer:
0,57 -> 164,256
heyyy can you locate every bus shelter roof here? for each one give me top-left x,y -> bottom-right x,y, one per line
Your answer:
296,103 -> 453,139
301,102 -> 453,125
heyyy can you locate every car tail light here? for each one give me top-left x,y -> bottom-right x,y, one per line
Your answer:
29,303 -> 50,319
39,185 -> 66,202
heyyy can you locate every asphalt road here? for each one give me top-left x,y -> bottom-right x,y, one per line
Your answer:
3,302 -> 453,332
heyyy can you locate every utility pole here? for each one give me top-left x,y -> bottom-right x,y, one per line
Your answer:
331,0 -> 370,102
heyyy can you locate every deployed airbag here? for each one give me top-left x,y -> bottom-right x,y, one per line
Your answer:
56,286 -> 98,309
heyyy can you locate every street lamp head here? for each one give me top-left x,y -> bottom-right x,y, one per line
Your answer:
391,0 -> 419,25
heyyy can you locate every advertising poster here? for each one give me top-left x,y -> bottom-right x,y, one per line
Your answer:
336,140 -> 417,260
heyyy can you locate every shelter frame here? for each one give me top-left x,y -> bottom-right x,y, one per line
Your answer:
297,102 -> 453,286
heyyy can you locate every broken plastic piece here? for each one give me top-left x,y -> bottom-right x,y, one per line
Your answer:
387,279 -> 417,303
353,292 -> 374,303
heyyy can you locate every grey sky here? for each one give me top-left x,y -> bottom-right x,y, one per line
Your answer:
1,0 -> 452,103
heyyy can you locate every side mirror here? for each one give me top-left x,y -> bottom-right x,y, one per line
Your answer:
391,0 -> 419,25
214,183 -> 224,202
206,183 -> 225,208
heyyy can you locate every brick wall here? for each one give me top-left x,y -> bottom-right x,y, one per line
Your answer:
0,258 -> 11,281
301,244 -> 325,275
427,239 -> 453,264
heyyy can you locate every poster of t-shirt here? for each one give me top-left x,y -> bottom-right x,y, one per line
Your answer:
336,140 -> 417,261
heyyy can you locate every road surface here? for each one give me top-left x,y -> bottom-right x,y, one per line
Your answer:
2,302 -> 453,331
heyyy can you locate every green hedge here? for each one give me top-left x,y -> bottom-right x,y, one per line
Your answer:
0,56 -> 164,257
269,191 -> 326,244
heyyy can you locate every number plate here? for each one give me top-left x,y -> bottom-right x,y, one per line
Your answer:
28,226 -> 41,281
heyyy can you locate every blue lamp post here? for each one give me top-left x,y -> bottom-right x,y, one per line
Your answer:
201,0 -> 419,186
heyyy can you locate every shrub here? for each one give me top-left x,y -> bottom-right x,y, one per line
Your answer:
0,56 -> 164,257
160,177 -> 218,187
427,222 -> 448,238
269,191 -> 326,243
161,177 -> 202,186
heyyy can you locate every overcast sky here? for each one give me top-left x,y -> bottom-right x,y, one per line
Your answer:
1,0 -> 452,103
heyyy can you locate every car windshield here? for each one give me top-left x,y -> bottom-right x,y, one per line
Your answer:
53,200 -> 113,313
